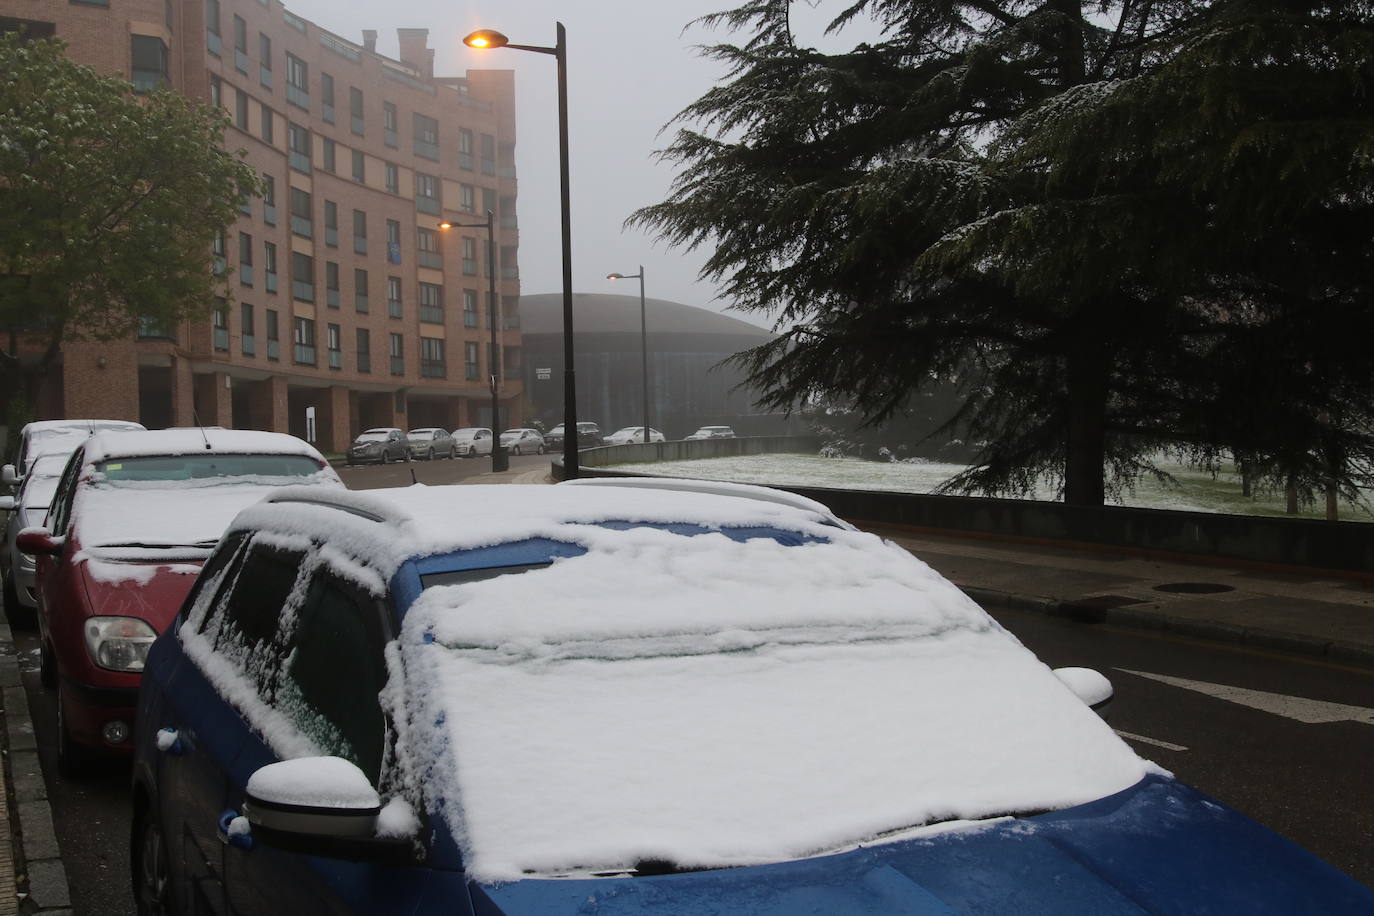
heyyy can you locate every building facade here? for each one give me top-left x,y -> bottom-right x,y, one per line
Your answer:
1,0 -> 523,452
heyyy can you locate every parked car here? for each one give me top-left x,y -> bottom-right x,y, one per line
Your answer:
451,428 -> 494,458
346,428 -> 409,465
18,429 -> 340,773
130,479 -> 1374,915
685,425 -> 737,440
2,418 -> 145,486
407,428 -> 456,460
602,426 -> 667,446
543,421 -> 602,451
0,452 -> 69,621
500,428 -> 545,455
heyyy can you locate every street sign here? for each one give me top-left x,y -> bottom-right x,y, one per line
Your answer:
305,406 -> 316,443
536,367 -> 551,381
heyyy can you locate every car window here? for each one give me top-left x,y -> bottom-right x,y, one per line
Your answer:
179,532 -> 249,627
44,448 -> 84,536
202,541 -> 308,694
272,572 -> 389,783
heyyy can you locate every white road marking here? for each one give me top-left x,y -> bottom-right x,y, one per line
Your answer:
1116,669 -> 1374,726
1113,730 -> 1189,752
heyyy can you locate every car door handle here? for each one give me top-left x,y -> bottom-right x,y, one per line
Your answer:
217,810 -> 254,851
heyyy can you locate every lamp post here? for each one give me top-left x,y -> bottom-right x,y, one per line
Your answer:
464,23 -> 579,478
439,210 -> 507,472
607,267 -> 649,443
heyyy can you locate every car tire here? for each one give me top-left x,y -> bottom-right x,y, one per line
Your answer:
3,571 -> 34,630
132,803 -> 171,916
57,689 -> 90,777
39,638 -> 56,689
382,451 -> 393,465
448,446 -> 456,459
537,443 -> 545,455
426,447 -> 435,461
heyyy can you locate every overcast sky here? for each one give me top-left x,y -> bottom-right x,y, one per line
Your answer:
283,1 -> 874,330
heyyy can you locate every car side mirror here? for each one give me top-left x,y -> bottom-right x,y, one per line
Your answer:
1053,667 -> 1113,719
16,527 -> 63,557
1,465 -> 18,486
0,496 -> 14,512
243,757 -> 414,863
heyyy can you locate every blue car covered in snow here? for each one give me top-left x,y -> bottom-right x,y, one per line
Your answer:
130,479 -> 1374,914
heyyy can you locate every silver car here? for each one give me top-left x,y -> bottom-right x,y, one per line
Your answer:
451,428 -> 494,458
603,426 -> 667,446
0,452 -> 72,618
407,428 -> 456,460
500,428 -> 546,455
685,425 -> 737,440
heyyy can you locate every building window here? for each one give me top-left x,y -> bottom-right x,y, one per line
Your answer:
233,88 -> 249,128
131,35 -> 170,94
260,104 -> 274,144
384,162 -> 399,194
259,33 -> 273,89
262,174 -> 276,224
291,251 -> 314,302
233,14 -> 248,73
324,200 -> 338,247
504,345 -> 521,379
288,122 -> 311,173
211,229 -> 226,275
458,128 -> 473,170
266,308 -> 280,360
349,86 -> 365,136
325,261 -> 340,307
463,289 -> 479,328
464,341 -> 479,381
321,137 -> 336,173
461,237 -> 477,275
420,337 -> 445,378
352,209 -> 367,254
327,323 -> 342,369
355,268 -> 370,313
165,0 -> 174,31
264,241 -> 278,293
415,172 -> 439,214
386,219 -> 401,264
290,188 -> 312,238
351,149 -> 365,183
209,74 -> 222,108
356,328 -> 371,373
389,333 -> 404,376
500,245 -> 518,279
417,227 -> 441,269
205,0 -> 221,55
387,276 -> 402,318
320,72 -> 335,124
383,102 -> 398,148
459,183 -> 475,213
419,283 -> 443,324
286,53 -> 309,109
480,133 -> 496,176
413,114 -> 439,161
238,231 -> 253,286
212,299 -> 229,351
483,187 -> 497,216
241,303 -> 256,356
293,316 -> 316,365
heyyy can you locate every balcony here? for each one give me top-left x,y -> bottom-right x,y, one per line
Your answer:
418,250 -> 442,270
292,279 -> 314,302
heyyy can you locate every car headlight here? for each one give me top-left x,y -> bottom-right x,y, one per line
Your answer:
84,616 -> 157,672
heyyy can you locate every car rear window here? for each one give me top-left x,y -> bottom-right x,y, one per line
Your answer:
95,454 -> 322,482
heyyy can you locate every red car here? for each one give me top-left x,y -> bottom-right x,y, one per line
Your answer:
18,429 -> 341,773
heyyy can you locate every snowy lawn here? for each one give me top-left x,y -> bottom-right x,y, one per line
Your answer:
606,454 -> 1374,522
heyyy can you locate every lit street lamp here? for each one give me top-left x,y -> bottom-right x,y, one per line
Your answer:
464,23 -> 579,478
439,211 -> 506,472
607,267 -> 650,443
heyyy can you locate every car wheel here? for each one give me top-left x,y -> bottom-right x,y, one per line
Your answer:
57,689 -> 90,777
426,447 -> 435,461
448,446 -> 457,459
132,803 -> 171,916
382,451 -> 393,465
537,443 -> 545,455
3,571 -> 34,630
39,637 -> 56,689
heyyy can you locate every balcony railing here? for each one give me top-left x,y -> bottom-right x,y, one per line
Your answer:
421,359 -> 446,379
418,250 -> 442,270
390,356 -> 405,376
266,338 -> 280,360
241,333 -> 256,356
294,343 -> 316,365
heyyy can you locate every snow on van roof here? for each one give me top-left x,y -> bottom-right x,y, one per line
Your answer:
22,418 -> 145,434
81,429 -> 325,463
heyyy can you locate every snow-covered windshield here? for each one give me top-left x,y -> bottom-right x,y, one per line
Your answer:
545,425 -> 565,436
407,429 -> 437,439
94,454 -> 323,483
355,431 -> 391,443
398,523 -> 1150,883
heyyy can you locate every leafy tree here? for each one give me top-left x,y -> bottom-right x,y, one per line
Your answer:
0,33 -> 259,427
634,0 -> 1374,506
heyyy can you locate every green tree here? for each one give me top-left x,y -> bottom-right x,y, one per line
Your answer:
0,33 -> 259,426
634,1 -> 1374,507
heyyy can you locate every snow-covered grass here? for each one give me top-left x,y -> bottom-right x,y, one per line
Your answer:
605,454 -> 1374,522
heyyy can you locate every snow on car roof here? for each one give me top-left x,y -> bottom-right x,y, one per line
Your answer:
22,418 -> 144,434
81,429 -> 326,464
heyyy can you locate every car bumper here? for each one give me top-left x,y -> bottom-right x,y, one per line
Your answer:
61,676 -> 141,752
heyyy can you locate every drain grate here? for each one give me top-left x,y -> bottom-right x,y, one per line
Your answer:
1153,582 -> 1235,595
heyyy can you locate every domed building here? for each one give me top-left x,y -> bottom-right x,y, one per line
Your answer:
516,293 -> 793,439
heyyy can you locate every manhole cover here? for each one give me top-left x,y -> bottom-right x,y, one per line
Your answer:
1153,582 -> 1235,594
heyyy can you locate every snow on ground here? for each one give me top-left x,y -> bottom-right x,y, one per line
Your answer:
393,504 -> 1151,882
605,454 -> 1374,521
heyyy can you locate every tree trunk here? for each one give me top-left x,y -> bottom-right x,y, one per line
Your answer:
1285,475 -> 1298,514
1063,347 -> 1108,507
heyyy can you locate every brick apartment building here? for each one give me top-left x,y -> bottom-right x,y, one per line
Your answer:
0,0 -> 523,452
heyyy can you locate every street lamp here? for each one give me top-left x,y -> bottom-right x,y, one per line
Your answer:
465,23 -> 579,478
607,267 -> 650,443
439,210 -> 507,472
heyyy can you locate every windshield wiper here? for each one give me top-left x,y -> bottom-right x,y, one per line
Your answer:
95,540 -> 218,550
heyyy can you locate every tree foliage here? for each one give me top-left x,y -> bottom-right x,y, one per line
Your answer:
0,33 -> 259,410
633,0 -> 1374,506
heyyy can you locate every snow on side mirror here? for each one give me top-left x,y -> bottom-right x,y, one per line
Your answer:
16,527 -> 63,556
0,496 -> 14,511
1,465 -> 18,486
1053,667 -> 1114,719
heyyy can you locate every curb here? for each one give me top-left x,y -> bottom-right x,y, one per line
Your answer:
961,586 -> 1374,671
0,622 -> 71,914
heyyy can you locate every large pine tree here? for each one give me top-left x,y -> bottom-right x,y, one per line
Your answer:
634,0 -> 1374,506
